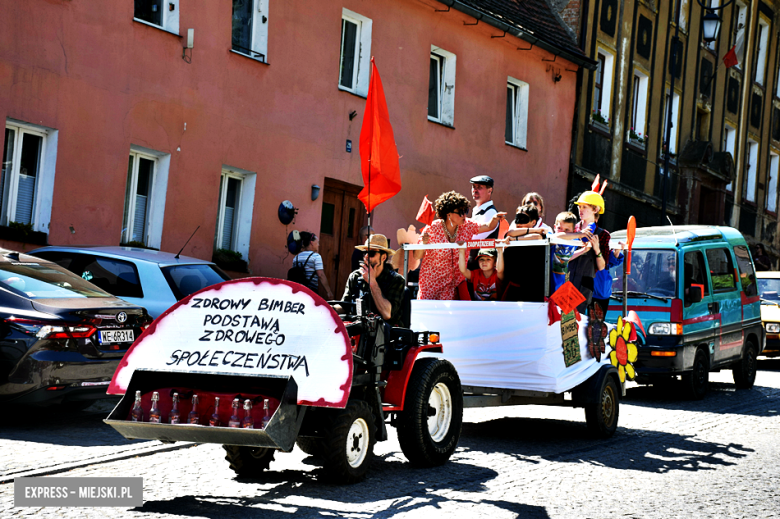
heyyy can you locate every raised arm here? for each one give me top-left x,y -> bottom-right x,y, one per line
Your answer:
477,212 -> 507,234
414,231 -> 430,260
496,245 -> 505,281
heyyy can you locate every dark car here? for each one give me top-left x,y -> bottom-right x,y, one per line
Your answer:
0,250 -> 150,408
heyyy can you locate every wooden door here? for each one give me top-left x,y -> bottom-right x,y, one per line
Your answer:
319,179 -> 366,299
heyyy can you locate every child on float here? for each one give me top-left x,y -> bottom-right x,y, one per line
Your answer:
458,247 -> 505,301
504,204 -> 547,241
550,211 -> 580,292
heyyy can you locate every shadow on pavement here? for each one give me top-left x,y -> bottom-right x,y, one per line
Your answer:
458,416 -> 754,474
135,459 -> 551,518
0,398 -> 141,447
758,358 -> 780,370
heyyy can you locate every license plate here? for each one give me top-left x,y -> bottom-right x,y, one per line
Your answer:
99,329 -> 134,344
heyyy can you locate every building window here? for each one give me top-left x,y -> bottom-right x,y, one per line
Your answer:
505,77 -> 529,149
428,46 -> 457,126
123,146 -> 170,248
215,167 -> 256,260
134,0 -> 179,34
1,120 -> 58,232
768,152 -> 779,212
592,50 -> 614,125
745,139 -> 758,202
724,124 -> 736,191
733,2 -> 747,70
231,0 -> 269,62
630,70 -> 649,141
339,9 -> 372,97
755,17 -> 770,86
661,89 -> 681,155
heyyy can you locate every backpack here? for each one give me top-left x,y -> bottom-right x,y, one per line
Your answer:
288,253 -> 316,290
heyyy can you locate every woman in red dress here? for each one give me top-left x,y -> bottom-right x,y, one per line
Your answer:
415,191 -> 506,300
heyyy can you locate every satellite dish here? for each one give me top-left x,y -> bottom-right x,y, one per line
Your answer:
278,200 -> 296,225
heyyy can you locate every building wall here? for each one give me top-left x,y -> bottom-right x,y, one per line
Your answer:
0,0 -> 579,279
572,0 -> 780,266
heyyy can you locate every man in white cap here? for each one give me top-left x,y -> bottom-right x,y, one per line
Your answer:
339,234 -> 406,326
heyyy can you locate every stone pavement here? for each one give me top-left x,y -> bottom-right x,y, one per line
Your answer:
1,361 -> 779,518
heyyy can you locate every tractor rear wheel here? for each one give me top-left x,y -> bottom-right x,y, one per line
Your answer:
397,358 -> 463,467
223,446 -> 275,478
321,400 -> 376,483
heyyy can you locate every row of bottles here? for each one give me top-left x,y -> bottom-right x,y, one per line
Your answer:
130,391 -> 271,429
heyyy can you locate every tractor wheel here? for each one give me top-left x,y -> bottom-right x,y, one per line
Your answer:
733,339 -> 758,389
321,400 -> 376,484
223,445 -> 275,478
683,348 -> 709,400
397,358 -> 463,467
584,375 -> 619,438
296,437 -> 324,457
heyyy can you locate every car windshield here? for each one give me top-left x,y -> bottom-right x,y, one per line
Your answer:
0,262 -> 110,299
758,278 -> 780,302
610,250 -> 677,298
161,264 -> 230,300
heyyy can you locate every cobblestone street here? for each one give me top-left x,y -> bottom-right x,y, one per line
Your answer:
2,360 -> 779,519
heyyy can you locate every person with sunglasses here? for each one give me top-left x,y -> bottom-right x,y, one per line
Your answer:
521,192 -> 553,234
415,191 -> 506,300
504,204 -> 547,241
339,234 -> 406,326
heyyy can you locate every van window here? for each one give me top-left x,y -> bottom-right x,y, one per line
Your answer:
683,250 -> 709,305
706,248 -> 736,292
733,245 -> 758,297
610,250 -> 676,297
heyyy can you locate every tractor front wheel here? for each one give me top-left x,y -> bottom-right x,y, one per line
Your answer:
321,400 -> 376,484
223,446 -> 275,478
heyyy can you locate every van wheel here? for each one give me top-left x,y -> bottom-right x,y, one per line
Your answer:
585,375 -> 619,438
732,340 -> 758,389
223,446 -> 275,478
683,348 -> 709,400
397,358 -> 463,467
321,400 -> 376,484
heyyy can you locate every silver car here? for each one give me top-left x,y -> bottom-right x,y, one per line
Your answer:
29,246 -> 230,319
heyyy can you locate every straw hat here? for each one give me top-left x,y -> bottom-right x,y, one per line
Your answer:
355,234 -> 395,255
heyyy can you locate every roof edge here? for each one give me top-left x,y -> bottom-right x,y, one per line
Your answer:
441,0 -> 598,70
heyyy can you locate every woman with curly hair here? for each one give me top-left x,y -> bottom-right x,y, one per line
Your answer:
414,191 -> 506,300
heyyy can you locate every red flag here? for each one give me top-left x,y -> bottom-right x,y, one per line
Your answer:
722,45 -> 738,68
358,58 -> 402,213
416,196 -> 435,226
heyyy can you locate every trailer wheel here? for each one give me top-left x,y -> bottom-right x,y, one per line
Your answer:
321,400 -> 376,483
296,437 -> 324,457
223,445 -> 275,478
397,358 -> 463,467
732,339 -> 758,389
585,375 -> 619,438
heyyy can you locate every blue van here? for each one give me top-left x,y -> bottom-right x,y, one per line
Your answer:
606,225 -> 763,399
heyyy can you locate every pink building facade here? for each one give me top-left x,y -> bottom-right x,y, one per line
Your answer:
0,0 -> 590,292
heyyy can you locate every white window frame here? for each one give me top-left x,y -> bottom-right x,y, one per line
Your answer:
133,0 -> 179,34
428,46 -> 457,127
768,152 -> 779,212
2,120 -> 58,234
216,166 -> 256,260
506,77 -> 529,149
338,9 -> 372,97
594,48 -> 615,124
630,69 -> 649,140
231,0 -> 269,62
734,2 -> 747,70
123,145 -> 170,249
662,89 -> 681,155
755,17 -> 770,86
745,139 -> 758,202
724,124 -> 736,191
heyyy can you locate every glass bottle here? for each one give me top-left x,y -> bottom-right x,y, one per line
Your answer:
209,397 -> 221,427
188,394 -> 200,424
131,390 -> 143,422
169,392 -> 181,424
261,398 -> 271,429
148,391 -> 161,423
241,399 -> 254,429
228,398 -> 241,428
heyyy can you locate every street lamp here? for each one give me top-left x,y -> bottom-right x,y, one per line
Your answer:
702,11 -> 721,43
